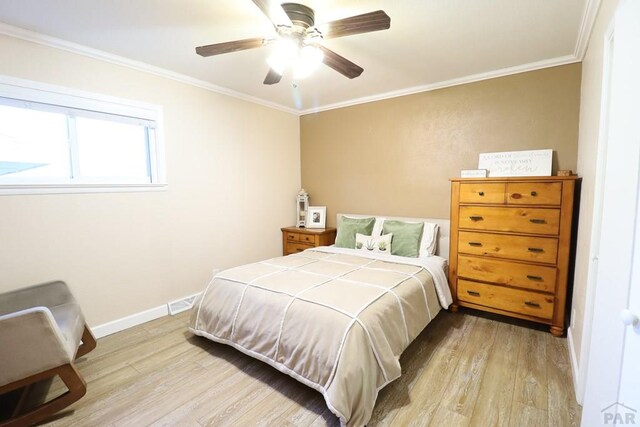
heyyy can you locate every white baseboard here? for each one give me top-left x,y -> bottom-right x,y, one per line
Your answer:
567,326 -> 582,404
92,304 -> 168,339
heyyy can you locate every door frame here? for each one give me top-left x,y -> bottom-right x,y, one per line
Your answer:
571,20 -> 616,404
579,0 -> 640,422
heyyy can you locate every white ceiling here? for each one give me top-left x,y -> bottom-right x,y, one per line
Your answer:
0,0 -> 591,114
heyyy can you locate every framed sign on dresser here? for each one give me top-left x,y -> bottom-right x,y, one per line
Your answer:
448,176 -> 580,336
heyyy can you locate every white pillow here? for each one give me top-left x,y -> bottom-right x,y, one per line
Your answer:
373,217 -> 439,256
355,233 -> 393,254
420,222 -> 439,257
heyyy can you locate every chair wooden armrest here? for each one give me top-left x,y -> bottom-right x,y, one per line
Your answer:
0,282 -> 96,426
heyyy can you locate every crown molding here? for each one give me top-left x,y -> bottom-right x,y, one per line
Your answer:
0,22 -> 299,115
300,54 -> 581,115
574,0 -> 603,59
0,19 -> 589,117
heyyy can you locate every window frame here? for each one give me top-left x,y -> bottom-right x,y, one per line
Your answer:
0,75 -> 166,195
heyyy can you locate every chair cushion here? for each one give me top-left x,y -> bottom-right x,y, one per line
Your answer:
48,302 -> 85,359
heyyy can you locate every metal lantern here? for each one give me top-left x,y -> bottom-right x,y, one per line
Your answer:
296,189 -> 309,227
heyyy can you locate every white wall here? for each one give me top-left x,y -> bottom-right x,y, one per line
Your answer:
0,34 -> 301,326
569,0 -> 619,396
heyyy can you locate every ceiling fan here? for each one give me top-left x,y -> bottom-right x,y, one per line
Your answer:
195,1 -> 391,85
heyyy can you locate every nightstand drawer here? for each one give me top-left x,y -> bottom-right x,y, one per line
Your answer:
459,231 -> 558,264
458,206 -> 560,235
507,182 -> 562,205
285,242 -> 313,254
285,232 -> 300,242
457,255 -> 557,293
458,279 -> 554,320
459,183 -> 505,204
298,233 -> 316,244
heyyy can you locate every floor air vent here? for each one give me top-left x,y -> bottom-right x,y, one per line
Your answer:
167,293 -> 199,315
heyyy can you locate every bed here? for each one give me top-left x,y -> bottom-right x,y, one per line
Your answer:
189,214 -> 452,426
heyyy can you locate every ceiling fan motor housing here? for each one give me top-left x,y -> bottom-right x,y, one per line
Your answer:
281,3 -> 315,29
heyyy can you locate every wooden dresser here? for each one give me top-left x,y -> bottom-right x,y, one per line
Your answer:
281,226 -> 337,256
448,176 -> 579,336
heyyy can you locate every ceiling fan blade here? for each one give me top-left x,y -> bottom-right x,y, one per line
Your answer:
314,45 -> 364,79
263,68 -> 282,85
196,38 -> 266,57
252,0 -> 292,27
319,10 -> 390,39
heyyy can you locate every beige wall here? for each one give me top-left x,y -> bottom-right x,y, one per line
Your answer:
301,64 -> 582,227
570,0 -> 619,369
0,35 -> 300,326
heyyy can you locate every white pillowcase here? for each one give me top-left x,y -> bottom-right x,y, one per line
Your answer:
355,233 -> 393,254
372,217 -> 439,257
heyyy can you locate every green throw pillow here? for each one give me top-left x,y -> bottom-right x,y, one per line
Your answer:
382,220 -> 425,257
335,217 -> 376,249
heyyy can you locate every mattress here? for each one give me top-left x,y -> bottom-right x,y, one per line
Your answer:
189,246 -> 451,426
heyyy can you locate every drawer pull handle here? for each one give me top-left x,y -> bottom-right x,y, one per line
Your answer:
524,301 -> 541,308
531,191 -> 538,196
468,242 -> 483,247
469,216 -> 484,221
511,193 -> 522,199
529,218 -> 547,224
467,290 -> 481,297
528,247 -> 544,253
526,275 -> 543,281
478,191 -> 485,196
288,235 -> 295,240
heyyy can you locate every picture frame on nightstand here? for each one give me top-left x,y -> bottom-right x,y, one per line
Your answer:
306,206 -> 326,229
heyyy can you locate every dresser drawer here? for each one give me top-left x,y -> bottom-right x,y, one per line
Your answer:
458,206 -> 560,235
458,231 -> 558,264
507,182 -> 562,205
459,183 -> 505,204
285,242 -> 313,255
457,255 -> 557,293
458,279 -> 554,320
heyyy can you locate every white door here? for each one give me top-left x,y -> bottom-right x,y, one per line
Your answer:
581,0 -> 640,426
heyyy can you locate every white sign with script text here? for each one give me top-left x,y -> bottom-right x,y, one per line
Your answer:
478,149 -> 552,177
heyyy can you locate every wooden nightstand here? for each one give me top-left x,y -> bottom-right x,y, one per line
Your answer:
281,226 -> 337,256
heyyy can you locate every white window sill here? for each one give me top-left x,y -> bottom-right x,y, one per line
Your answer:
0,183 -> 167,195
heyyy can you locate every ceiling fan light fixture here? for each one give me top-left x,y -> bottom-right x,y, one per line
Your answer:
292,45 -> 324,79
266,38 -> 298,75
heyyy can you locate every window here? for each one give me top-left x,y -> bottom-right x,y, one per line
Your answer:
0,76 -> 165,194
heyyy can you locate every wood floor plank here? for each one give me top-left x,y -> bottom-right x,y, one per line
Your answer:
110,363 -> 217,426
308,406 -> 341,427
77,328 -> 188,384
147,358 -> 265,426
469,322 -> 521,427
382,313 -> 478,426
64,362 -> 207,427
367,313 -> 460,426
240,376 -> 322,426
509,402 -> 548,427
31,310 -> 579,427
276,387 -> 330,426
546,334 -> 581,427
196,366 -> 283,426
438,316 -> 499,417
513,327 -> 548,410
429,405 -> 470,427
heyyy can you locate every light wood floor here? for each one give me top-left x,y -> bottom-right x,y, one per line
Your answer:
40,309 -> 581,426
